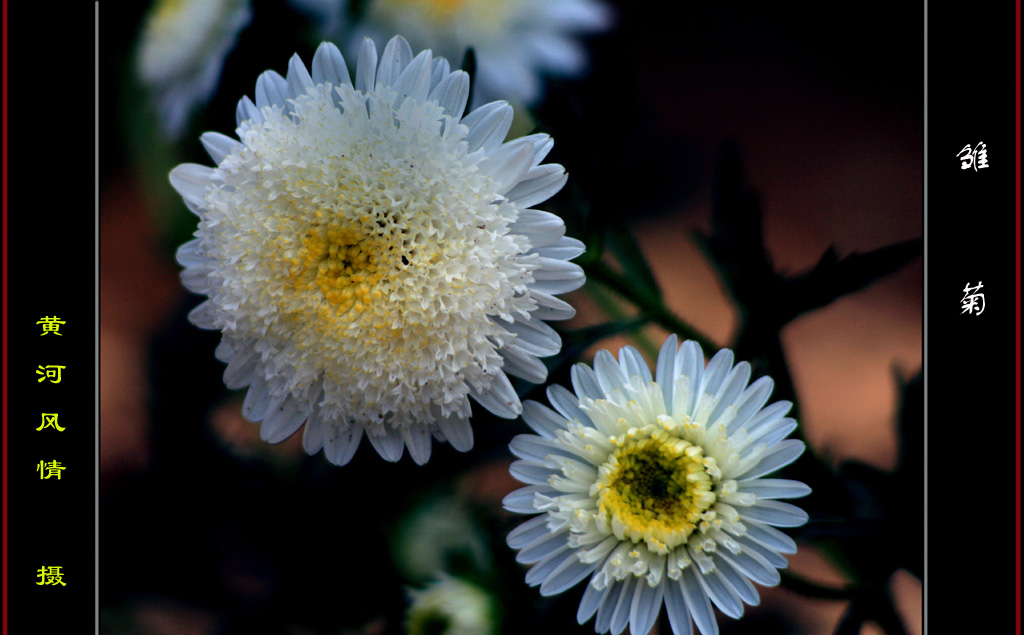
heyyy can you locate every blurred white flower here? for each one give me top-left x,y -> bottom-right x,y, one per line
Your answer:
406,576 -> 497,635
504,336 -> 810,635
171,36 -> 584,466
137,0 -> 251,138
395,496 -> 491,582
293,0 -> 612,106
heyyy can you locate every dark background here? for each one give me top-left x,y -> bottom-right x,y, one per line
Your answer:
4,0 -> 1016,633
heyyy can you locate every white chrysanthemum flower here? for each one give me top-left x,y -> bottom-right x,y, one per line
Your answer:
293,0 -> 612,106
137,0 -> 251,138
406,576 -> 497,635
171,36 -> 584,466
504,336 -> 810,635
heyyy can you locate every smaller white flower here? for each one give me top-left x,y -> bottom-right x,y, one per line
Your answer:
406,576 -> 497,635
137,0 -> 251,138
505,336 -> 810,635
293,0 -> 613,106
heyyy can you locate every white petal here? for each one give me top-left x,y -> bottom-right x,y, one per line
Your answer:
525,546 -> 574,586
354,38 -> 378,93
738,440 -> 805,479
578,579 -> 610,624
302,415 -> 325,454
286,54 -> 315,99
594,349 -> 628,394
260,396 -> 308,443
242,379 -> 274,421
507,515 -> 552,549
436,415 -> 473,452
401,424 -> 433,465
187,300 -> 217,329
169,163 -> 214,209
500,343 -> 549,384
367,427 -> 404,462
509,460 -> 557,485
728,377 -> 775,432
530,291 -> 576,321
427,70 -> 469,118
469,372 -> 522,419
716,548 -> 779,587
463,101 -> 514,152
510,209 -> 567,248
531,258 -> 585,295
656,334 -> 680,409
738,478 -> 811,500
522,400 -> 568,438
742,518 -> 798,554
519,529 -> 570,564
311,42 -> 351,86
619,346 -> 652,382
609,576 -> 636,635
235,95 -> 261,126
680,567 -> 718,635
697,567 -> 743,619
715,557 -> 759,606
540,556 -> 597,596
664,578 -> 694,635
570,363 -> 605,400
223,346 -> 258,390
506,164 -> 568,208
323,423 -> 363,465
629,577 -> 665,635
698,348 -> 734,399
546,384 -> 591,426
375,35 -> 413,87
255,70 -> 288,110
391,49 -> 433,107
200,132 -> 241,164
532,236 -> 586,260
740,500 -> 808,528
479,138 -> 535,193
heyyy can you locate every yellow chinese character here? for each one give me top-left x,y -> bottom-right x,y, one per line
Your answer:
37,460 -> 66,480
37,413 -> 65,431
36,365 -> 65,384
36,316 -> 66,336
36,566 -> 66,586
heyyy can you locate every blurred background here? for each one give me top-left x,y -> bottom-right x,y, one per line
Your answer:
100,1 -> 923,633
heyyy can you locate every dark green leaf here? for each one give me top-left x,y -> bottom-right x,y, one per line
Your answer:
778,239 -> 923,321
605,224 -> 662,305
461,48 -> 476,109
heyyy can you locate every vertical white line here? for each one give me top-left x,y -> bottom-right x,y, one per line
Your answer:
921,1 -> 929,634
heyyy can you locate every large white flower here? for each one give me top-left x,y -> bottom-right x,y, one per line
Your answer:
293,0 -> 612,106
171,36 -> 584,466
504,336 -> 810,635
137,0 -> 251,138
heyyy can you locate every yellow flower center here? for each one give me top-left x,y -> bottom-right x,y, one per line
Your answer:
152,0 -> 188,22
379,0 -> 511,28
386,0 -> 475,18
289,216 -> 406,319
595,429 -> 716,554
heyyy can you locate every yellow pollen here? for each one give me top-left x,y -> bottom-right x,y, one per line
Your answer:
290,221 -> 409,322
152,0 -> 188,22
595,430 -> 716,554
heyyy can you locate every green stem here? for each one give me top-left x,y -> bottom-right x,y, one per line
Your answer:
585,261 -> 718,352
583,282 -> 660,360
